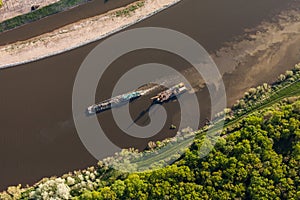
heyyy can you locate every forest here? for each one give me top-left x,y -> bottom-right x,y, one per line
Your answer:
74,97 -> 300,199
1,64 -> 300,199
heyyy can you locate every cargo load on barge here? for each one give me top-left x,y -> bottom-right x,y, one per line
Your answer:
151,82 -> 188,103
87,90 -> 145,114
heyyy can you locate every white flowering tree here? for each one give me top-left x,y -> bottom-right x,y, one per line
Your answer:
29,178 -> 71,200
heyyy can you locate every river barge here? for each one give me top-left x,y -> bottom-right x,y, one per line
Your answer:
87,90 -> 144,114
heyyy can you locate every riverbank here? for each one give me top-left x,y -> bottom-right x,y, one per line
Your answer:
0,0 -> 60,22
0,0 -> 182,69
0,0 -> 141,45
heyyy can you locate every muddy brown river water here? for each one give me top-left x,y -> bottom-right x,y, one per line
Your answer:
0,0 -> 298,191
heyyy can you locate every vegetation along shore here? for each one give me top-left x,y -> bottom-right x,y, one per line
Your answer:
0,0 -> 87,31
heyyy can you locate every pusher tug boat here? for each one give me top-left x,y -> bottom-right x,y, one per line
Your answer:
151,82 -> 188,103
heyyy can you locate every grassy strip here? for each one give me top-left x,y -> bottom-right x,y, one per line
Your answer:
224,79 -> 300,128
115,1 -> 145,17
134,135 -> 195,169
0,0 -> 88,32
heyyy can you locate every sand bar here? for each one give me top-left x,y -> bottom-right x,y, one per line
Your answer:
0,0 -> 182,69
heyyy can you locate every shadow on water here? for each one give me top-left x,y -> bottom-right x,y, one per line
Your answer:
130,102 -> 156,127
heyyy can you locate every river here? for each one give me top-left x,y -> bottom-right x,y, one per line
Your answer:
0,0 -> 297,191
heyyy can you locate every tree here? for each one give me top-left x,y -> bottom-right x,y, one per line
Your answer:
111,180 -> 126,197
123,174 -> 148,199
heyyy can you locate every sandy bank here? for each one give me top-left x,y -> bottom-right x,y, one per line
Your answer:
0,0 -> 181,69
